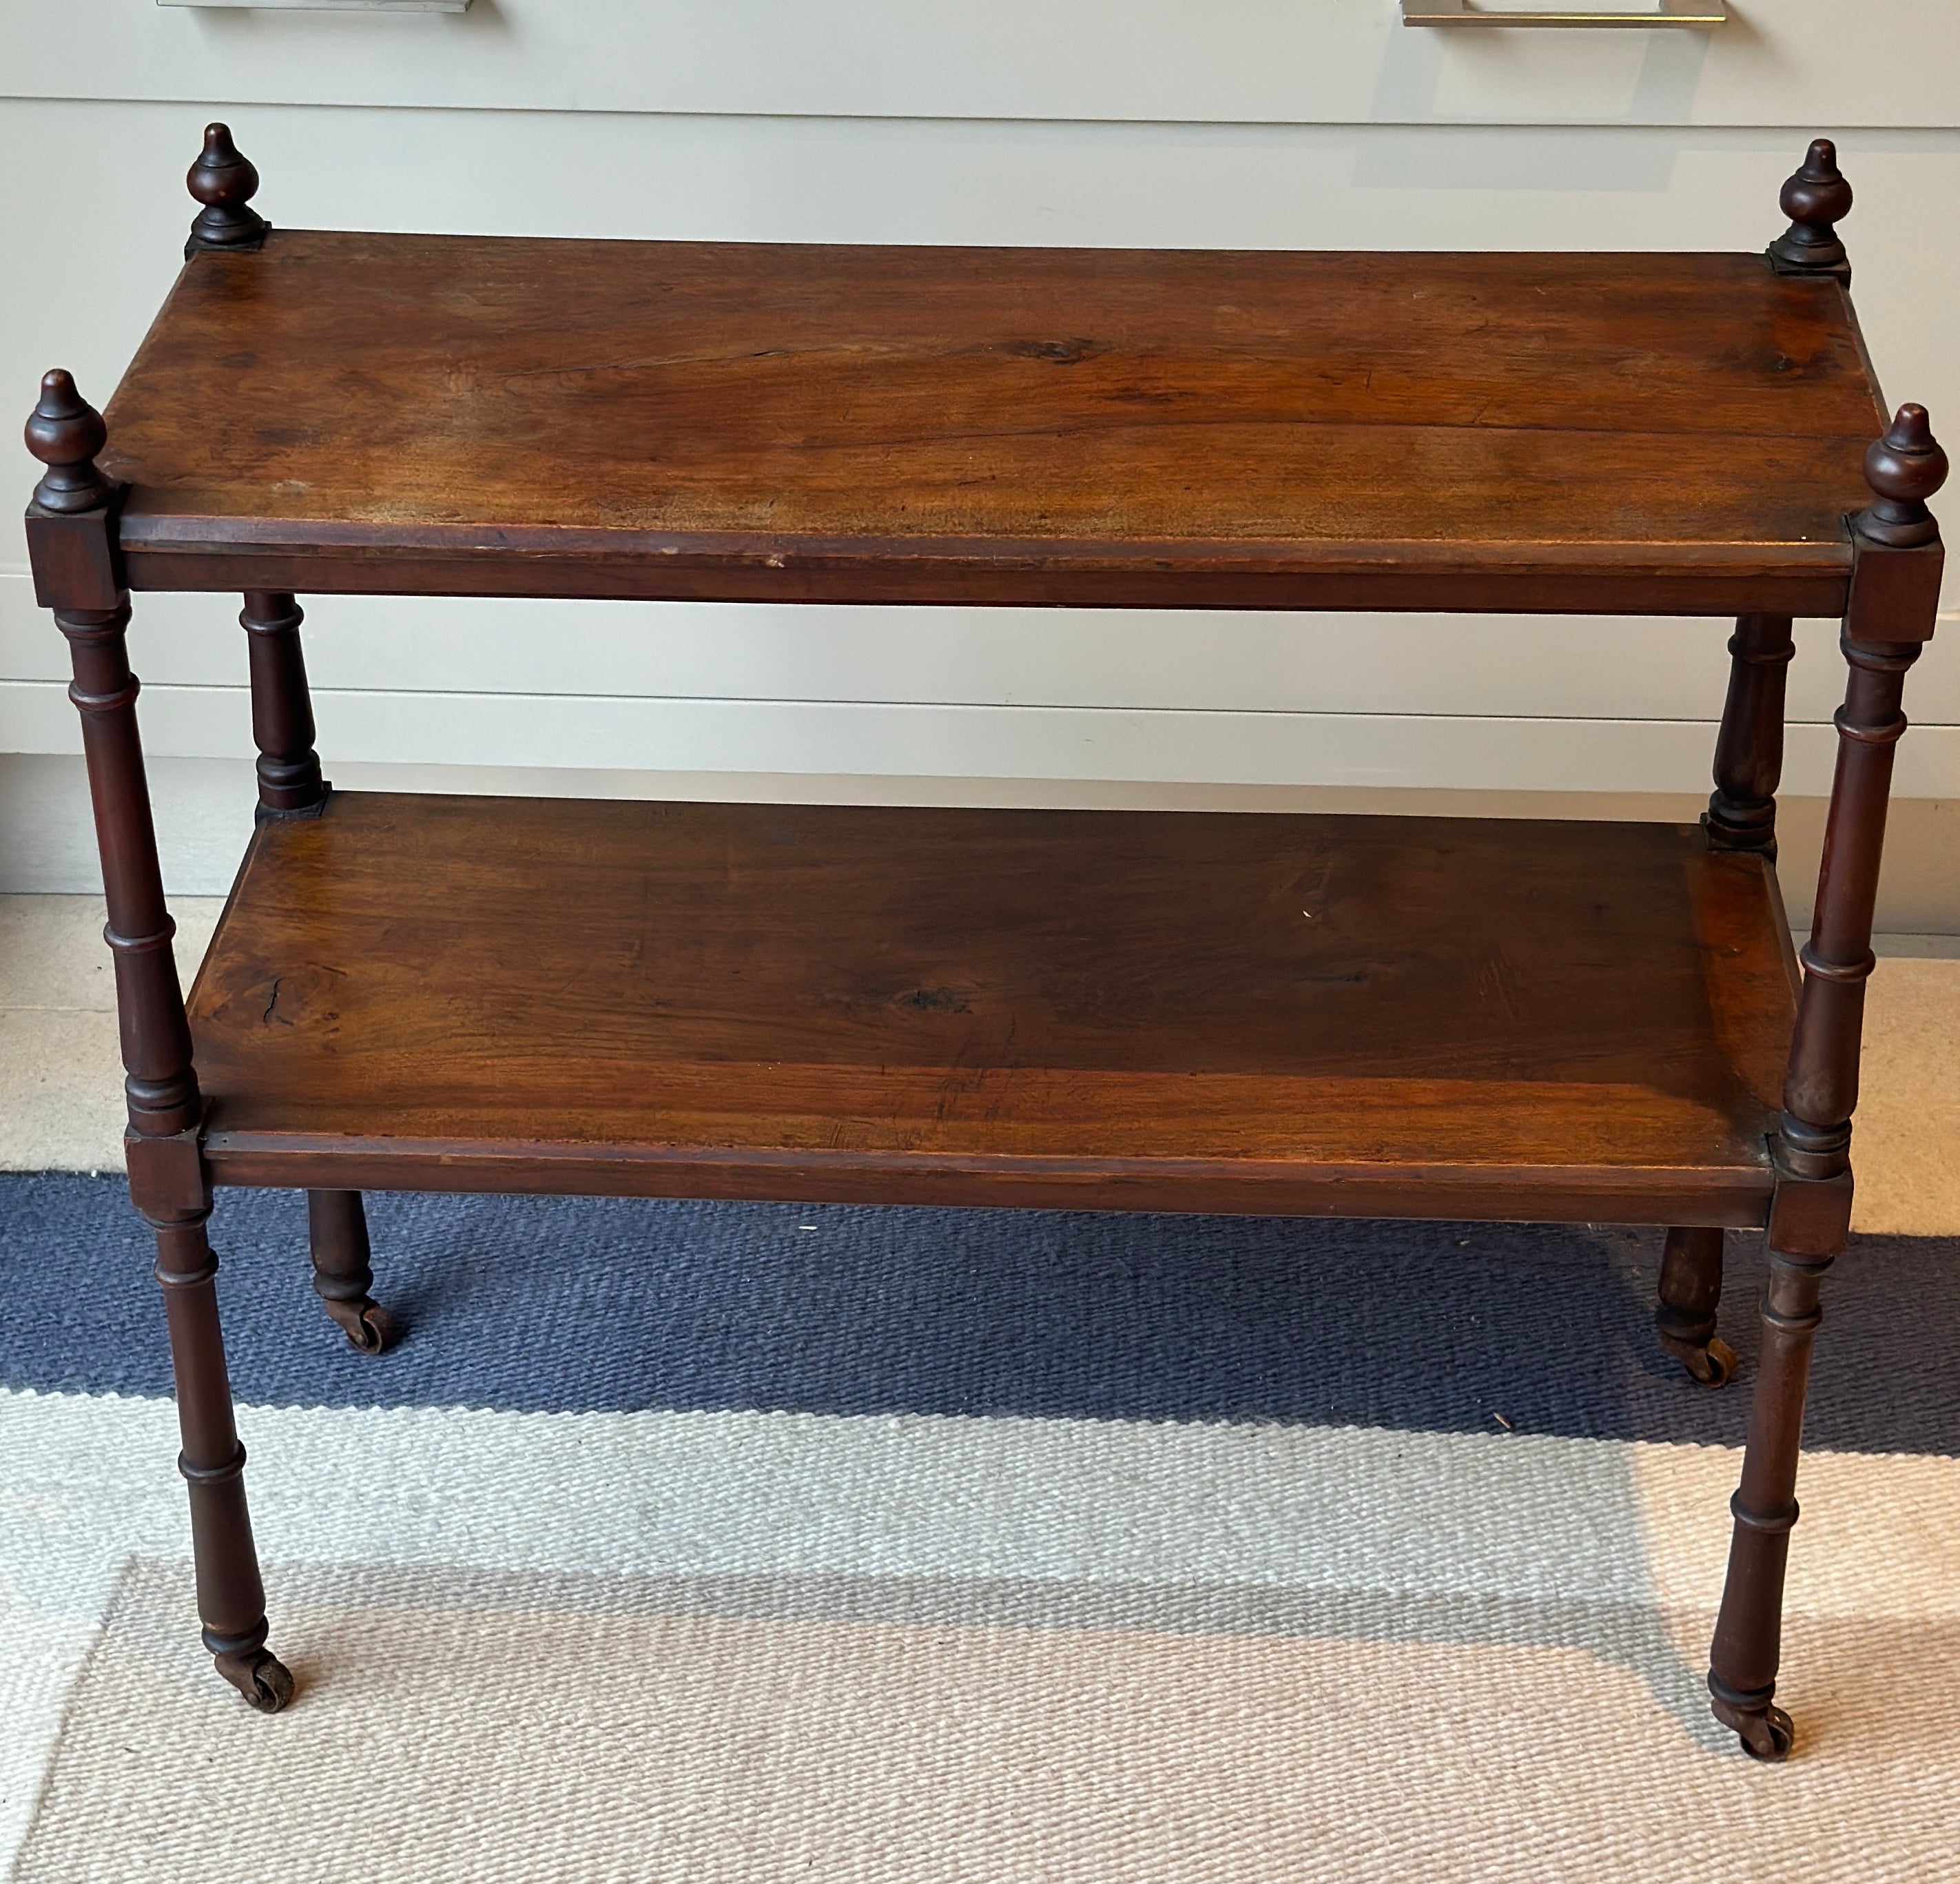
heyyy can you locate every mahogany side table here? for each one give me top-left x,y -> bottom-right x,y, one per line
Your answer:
23,127 -> 1945,1760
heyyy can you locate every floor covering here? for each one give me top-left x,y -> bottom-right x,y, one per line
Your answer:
2,897 -> 1957,1881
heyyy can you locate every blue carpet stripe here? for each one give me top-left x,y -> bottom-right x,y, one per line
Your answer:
1,1174 -> 1954,1452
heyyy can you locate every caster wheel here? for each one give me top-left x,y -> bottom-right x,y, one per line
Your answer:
1735,1704 -> 1793,1762
1684,1335 -> 1738,1389
324,1296 -> 400,1355
217,1648 -> 296,1714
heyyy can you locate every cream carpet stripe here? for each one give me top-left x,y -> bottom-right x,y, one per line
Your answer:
8,1384 -> 1960,1874
17,1560 -> 1960,1884
0,1613 -> 95,1873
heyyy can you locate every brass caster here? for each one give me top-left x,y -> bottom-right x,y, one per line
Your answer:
322,1296 -> 400,1355
216,1647 -> 296,1714
1682,1334 -> 1739,1389
1713,1696 -> 1793,1761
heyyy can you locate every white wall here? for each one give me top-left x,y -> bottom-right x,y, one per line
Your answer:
3,5 -> 1957,924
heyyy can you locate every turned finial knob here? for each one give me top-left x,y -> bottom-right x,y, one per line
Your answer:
186,123 -> 269,254
1766,138 -> 1852,280
24,369 -> 111,514
1857,404 -> 1947,547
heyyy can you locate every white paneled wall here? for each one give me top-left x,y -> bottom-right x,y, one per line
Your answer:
3,10 -> 1958,922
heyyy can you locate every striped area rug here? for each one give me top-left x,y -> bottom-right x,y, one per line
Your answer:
3,1177 -> 1958,1881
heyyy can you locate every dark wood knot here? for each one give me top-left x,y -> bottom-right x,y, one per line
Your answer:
1765,137 -> 1852,279
1857,402 -> 1947,547
24,368 -> 110,513
187,122 -> 269,254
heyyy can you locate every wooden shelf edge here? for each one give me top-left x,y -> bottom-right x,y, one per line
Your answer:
199,1131 -> 1773,1227
116,540 -> 1853,619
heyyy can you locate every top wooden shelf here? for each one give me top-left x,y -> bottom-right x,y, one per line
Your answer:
96,230 -> 1886,617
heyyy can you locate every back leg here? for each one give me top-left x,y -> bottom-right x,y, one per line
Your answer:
1655,1226 -> 1736,1386
307,1190 -> 400,1354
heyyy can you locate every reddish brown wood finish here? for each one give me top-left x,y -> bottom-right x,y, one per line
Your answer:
25,369 -> 112,515
24,131 -> 1948,1750
1707,1246 -> 1830,1761
67,602 -> 286,1712
1705,614 -> 1796,856
1656,1227 -> 1735,1386
183,793 -> 1795,1223
185,123 -> 269,256
153,1214 -> 289,1710
27,374 -> 291,1716
1765,139 -> 1854,282
1779,636 -> 1923,1185
1710,402 -> 1946,1762
57,602 -> 200,1140
306,1189 -> 397,1353
240,591 -> 326,818
97,235 -> 1883,615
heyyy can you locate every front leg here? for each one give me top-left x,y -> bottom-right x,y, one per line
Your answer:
70,596 -> 293,1711
1708,403 -> 1946,1759
155,1207 -> 294,1711
30,370 -> 291,1712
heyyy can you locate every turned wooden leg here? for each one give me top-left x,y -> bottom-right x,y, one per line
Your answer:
58,592 -> 292,1710
1704,613 -> 1795,857
308,1189 -> 399,1353
240,589 -> 327,819
155,1208 -> 293,1711
1680,609 -> 1789,1395
28,371 -> 291,1712
242,602 -> 393,1355
1707,398 -> 1946,1759
1710,622 -> 1917,1758
1656,1227 -> 1736,1386
1709,1249 -> 1826,1760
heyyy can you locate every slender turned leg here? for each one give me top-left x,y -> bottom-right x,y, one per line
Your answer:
156,1208 -> 291,1710
1709,1249 -> 1828,1760
308,1190 -> 399,1353
1711,630 -> 1921,1759
1659,618 -> 1795,1389
1656,1228 -> 1736,1387
240,592 -> 396,1354
1704,613 -> 1796,857
1709,400 -> 1947,1760
240,590 -> 325,818
55,588 -> 293,1712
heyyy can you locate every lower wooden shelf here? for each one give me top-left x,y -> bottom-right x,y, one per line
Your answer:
184,792 -> 1797,1225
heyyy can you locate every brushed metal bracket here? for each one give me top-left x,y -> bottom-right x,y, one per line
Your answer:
1402,0 -> 1725,23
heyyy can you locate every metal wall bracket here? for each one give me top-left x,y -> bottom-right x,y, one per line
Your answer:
1403,0 -> 1724,24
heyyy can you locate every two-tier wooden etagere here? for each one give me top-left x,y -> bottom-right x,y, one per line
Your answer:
24,127 -> 1946,1760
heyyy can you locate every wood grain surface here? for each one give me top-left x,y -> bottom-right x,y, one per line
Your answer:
185,793 -> 1796,1221
101,234 -> 1884,614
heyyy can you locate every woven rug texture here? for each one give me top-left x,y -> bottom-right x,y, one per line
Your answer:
3,1179 -> 1959,1883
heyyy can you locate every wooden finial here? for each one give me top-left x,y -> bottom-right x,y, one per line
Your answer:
186,123 -> 269,256
1765,139 -> 1853,281
1857,404 -> 1947,547
24,369 -> 111,514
